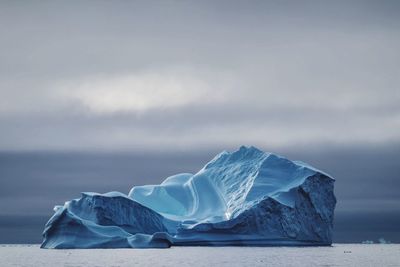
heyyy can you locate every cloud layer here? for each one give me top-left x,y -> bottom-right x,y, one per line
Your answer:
0,1 -> 399,151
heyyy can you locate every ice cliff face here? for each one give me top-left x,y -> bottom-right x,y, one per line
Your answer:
41,146 -> 336,248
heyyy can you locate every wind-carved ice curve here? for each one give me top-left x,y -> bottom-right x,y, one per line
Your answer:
41,146 -> 336,248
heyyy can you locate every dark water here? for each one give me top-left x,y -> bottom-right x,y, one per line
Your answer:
0,146 -> 399,243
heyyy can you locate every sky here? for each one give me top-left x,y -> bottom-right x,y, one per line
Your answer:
0,0 -> 399,243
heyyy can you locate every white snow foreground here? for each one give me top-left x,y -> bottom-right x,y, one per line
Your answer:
41,146 -> 336,248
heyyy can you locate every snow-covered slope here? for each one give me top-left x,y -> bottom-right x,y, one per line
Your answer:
41,146 -> 336,248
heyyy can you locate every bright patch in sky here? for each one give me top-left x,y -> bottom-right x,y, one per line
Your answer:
62,72 -> 214,113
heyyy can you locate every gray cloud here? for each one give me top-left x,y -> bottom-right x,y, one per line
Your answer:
1,1 -> 400,150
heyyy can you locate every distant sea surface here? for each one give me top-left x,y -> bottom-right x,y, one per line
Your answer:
0,244 -> 399,267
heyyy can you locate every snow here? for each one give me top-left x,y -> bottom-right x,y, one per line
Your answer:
41,146 -> 336,249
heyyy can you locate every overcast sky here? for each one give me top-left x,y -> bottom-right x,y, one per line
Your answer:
0,0 -> 399,151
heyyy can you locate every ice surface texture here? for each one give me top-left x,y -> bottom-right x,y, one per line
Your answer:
41,146 -> 336,248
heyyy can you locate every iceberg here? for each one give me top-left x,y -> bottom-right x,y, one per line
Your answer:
41,146 -> 336,248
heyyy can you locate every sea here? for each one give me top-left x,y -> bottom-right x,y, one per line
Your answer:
0,244 -> 399,267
